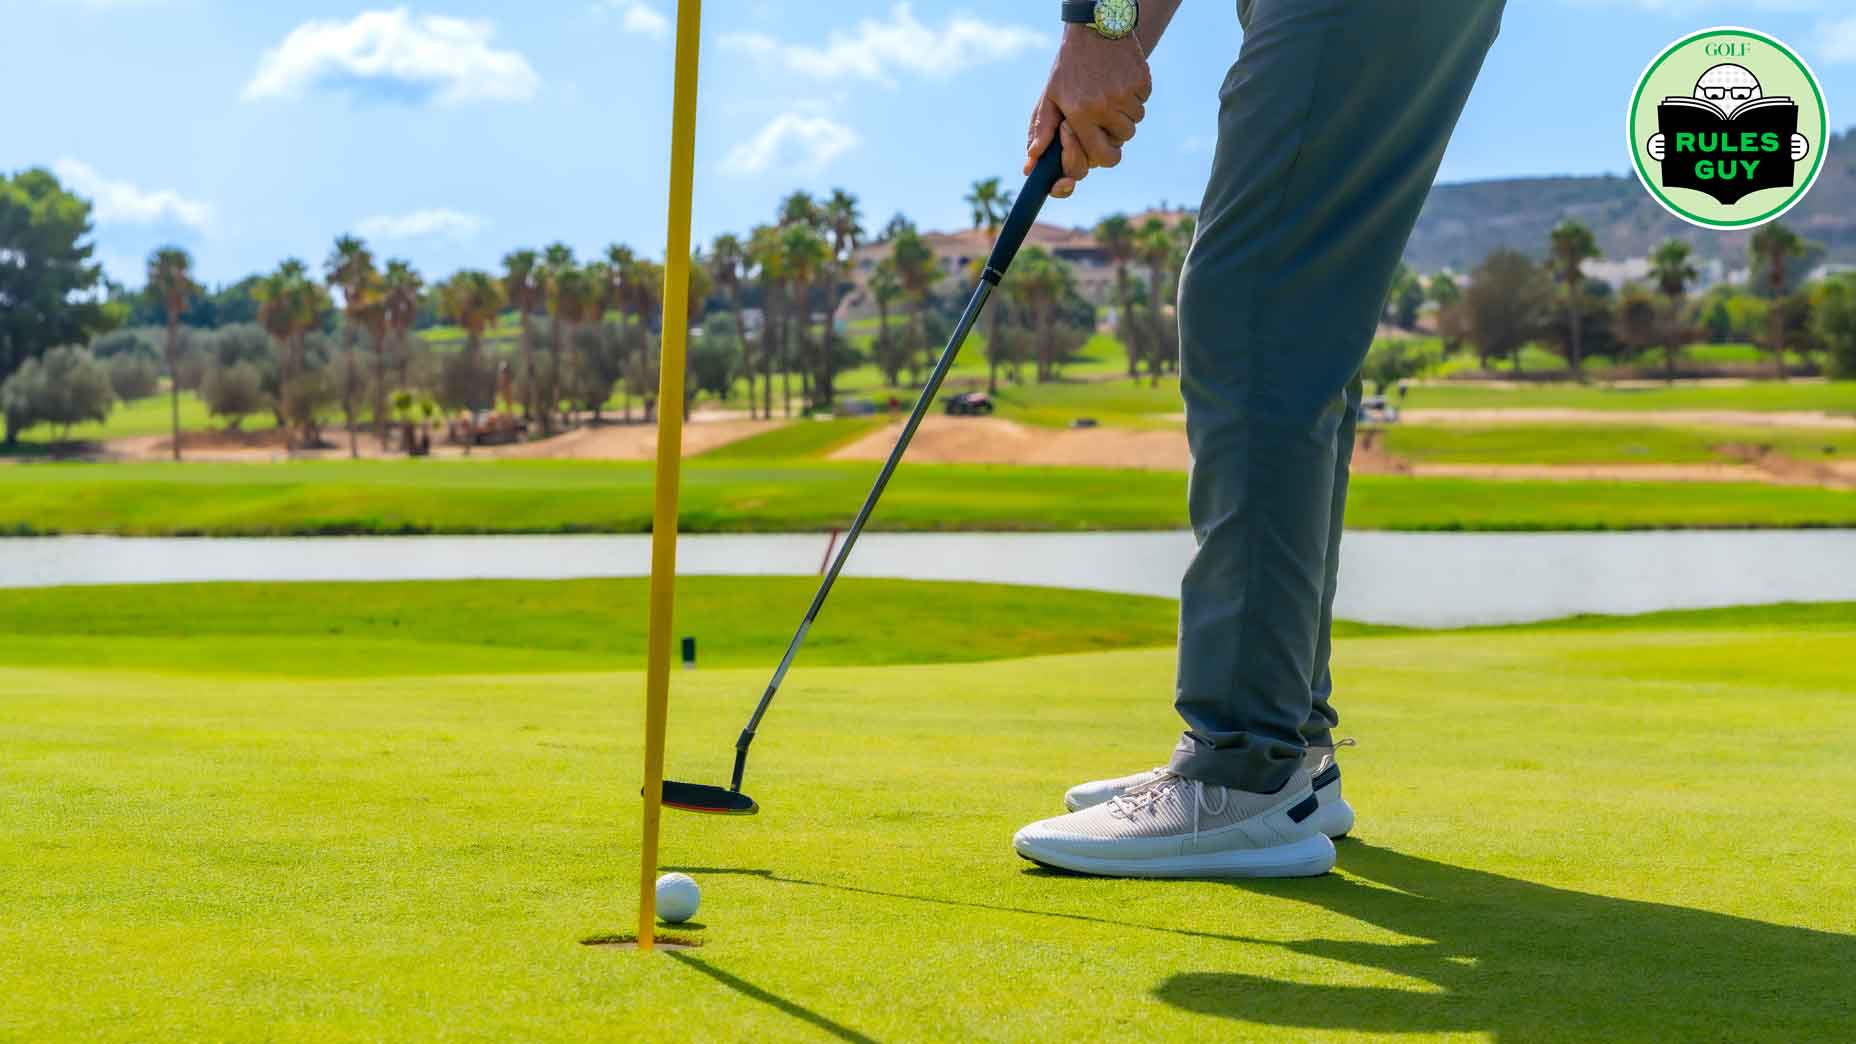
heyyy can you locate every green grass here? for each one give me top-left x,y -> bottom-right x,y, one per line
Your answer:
1403,379 -> 1856,414
698,417 -> 886,460
1379,424 -> 1856,465
3,458 -> 1854,535
0,577 -> 1240,677
2,583 -> 1850,1040
3,389 -> 279,449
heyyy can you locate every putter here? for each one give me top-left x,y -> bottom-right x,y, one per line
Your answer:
662,136 -> 1069,816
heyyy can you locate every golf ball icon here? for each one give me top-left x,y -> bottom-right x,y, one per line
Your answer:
1646,63 -> 1810,162
655,872 -> 700,924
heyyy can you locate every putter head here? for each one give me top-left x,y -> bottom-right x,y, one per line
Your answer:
662,780 -> 759,816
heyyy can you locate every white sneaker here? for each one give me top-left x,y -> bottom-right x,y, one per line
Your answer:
1014,768 -> 1336,878
1063,740 -> 1356,838
1303,740 -> 1355,840
1062,767 -> 1165,812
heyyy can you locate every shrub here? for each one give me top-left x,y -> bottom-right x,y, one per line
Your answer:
90,328 -> 160,362
1,346 -> 113,440
201,362 -> 266,431
279,370 -> 334,443
108,354 -> 161,401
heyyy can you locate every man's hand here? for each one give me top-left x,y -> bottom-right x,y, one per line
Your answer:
1027,24 -> 1152,199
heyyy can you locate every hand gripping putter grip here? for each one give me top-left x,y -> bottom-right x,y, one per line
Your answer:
661,136 -> 1069,816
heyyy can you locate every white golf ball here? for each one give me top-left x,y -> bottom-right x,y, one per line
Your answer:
655,872 -> 700,924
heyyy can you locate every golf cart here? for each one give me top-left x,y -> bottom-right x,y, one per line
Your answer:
1360,395 -> 1400,424
944,391 -> 995,416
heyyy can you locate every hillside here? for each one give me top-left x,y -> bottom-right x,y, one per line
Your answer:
1404,127 -> 1855,273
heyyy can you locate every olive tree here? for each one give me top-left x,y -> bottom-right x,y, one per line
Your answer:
108,353 -> 160,401
201,361 -> 266,431
1,345 -> 113,441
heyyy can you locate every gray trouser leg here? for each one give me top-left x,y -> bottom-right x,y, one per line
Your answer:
1304,371 -> 1360,749
1169,0 -> 1504,792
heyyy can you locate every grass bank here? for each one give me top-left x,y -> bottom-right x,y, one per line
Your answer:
2,459 -> 1853,535
2,587 -> 1850,1040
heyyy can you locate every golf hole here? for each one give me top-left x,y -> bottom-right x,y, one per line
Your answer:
580,933 -> 702,951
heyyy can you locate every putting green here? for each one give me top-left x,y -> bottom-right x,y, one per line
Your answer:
2,582 -> 1851,1040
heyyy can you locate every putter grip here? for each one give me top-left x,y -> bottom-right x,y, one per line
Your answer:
982,133 -> 1066,283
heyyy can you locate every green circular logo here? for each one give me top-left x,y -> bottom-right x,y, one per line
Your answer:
1627,26 -> 1828,229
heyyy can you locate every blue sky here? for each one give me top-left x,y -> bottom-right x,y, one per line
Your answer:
3,0 -> 1850,286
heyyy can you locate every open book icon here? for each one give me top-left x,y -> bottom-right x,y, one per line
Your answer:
1656,96 -> 1797,205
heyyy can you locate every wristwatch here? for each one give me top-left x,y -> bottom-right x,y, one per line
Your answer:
1062,0 -> 1139,41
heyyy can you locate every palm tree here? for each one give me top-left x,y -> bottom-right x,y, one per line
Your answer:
1428,273 -> 1466,354
1009,248 -> 1072,382
684,252 -> 714,326
1749,222 -> 1808,379
382,260 -> 422,386
781,224 -> 830,413
890,226 -> 938,384
438,270 -> 505,413
602,246 -> 638,419
254,259 -> 329,449
779,191 -> 818,229
1548,220 -> 1601,373
709,233 -> 751,415
817,189 -> 863,408
325,235 -> 380,458
1136,218 -> 1176,385
606,244 -> 637,329
1167,216 -> 1195,373
502,249 -> 542,422
746,224 -> 785,418
968,178 -> 1015,394
869,258 -> 905,386
1094,215 -> 1138,379
539,243 -> 578,432
145,246 -> 198,461
1648,239 -> 1698,380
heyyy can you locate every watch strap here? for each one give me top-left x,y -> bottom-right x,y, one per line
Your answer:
1061,2 -> 1097,25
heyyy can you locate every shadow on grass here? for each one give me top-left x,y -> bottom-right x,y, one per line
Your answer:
1155,841 -> 1856,1039
663,865 -> 1274,948
673,845 -> 1856,1038
666,952 -> 877,1044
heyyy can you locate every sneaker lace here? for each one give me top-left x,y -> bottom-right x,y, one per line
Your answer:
1105,772 -> 1229,845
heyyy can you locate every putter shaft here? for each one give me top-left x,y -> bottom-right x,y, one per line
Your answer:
720,135 -> 1067,796
730,278 -> 996,791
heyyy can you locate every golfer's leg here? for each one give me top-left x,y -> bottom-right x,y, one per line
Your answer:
1170,0 -> 1504,793
1304,371 -> 1361,749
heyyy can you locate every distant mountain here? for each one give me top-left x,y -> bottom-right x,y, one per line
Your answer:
1403,128 -> 1855,273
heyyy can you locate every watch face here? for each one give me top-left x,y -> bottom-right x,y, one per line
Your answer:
1096,0 -> 1137,38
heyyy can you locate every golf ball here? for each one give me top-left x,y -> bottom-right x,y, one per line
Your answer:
655,872 -> 700,923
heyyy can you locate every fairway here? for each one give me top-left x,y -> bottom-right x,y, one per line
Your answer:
3,581 -> 1851,1041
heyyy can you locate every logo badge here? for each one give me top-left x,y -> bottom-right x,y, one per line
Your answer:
1628,27 -> 1828,229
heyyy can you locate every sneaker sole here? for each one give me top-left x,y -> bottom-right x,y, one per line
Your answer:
1066,787 -> 1356,840
1015,832 -> 1336,879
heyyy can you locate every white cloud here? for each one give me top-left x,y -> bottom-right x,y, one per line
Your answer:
243,9 -> 539,106
1821,15 -> 1856,63
722,114 -> 858,176
354,208 -> 485,241
595,0 -> 670,40
50,159 -> 211,231
720,3 -> 1048,86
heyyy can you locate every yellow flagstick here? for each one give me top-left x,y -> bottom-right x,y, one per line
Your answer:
638,0 -> 703,954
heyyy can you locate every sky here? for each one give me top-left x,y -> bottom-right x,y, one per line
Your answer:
2,0 -> 1851,287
